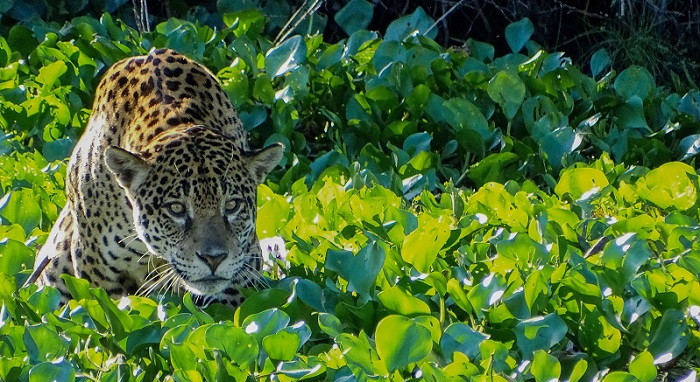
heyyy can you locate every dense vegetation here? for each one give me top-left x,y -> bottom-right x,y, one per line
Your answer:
4,0 -> 700,88
0,4 -> 699,381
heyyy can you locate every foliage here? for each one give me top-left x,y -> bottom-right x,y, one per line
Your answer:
4,0 -> 700,91
2,157 -> 700,380
0,9 -> 699,381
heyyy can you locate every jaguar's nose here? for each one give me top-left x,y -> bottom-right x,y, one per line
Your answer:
196,251 -> 228,272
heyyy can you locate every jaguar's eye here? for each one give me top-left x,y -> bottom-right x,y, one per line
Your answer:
224,199 -> 242,215
165,202 -> 187,218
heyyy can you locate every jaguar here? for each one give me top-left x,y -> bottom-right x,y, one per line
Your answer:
29,48 -> 283,307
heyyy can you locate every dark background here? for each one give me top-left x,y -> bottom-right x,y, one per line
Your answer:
2,0 -> 699,89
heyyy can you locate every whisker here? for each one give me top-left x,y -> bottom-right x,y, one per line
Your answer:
137,269 -> 166,297
123,235 -> 141,248
138,262 -> 175,297
222,148 -> 235,180
158,270 -> 176,293
163,271 -> 182,296
240,264 -> 266,289
118,233 -> 139,244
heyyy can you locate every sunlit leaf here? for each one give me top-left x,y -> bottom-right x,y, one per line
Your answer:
265,35 -> 306,78
375,315 -> 432,372
531,350 -> 561,382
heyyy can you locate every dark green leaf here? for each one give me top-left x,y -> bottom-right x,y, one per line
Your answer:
505,18 -> 534,53
515,313 -> 567,358
647,309 -> 688,364
614,66 -> 655,100
385,7 -> 437,42
440,322 -> 489,362
335,0 -> 373,36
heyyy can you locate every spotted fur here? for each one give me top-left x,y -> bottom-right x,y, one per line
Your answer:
31,49 -> 284,307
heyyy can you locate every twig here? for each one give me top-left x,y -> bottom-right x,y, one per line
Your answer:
426,0 -> 465,40
274,0 -> 325,45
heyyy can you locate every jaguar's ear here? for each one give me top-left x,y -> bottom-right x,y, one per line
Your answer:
247,143 -> 285,184
105,146 -> 150,190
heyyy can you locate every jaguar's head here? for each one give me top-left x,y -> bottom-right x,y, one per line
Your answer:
105,125 -> 284,296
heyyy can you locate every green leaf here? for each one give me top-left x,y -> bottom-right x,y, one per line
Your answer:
36,61 -> 68,88
265,35 -> 307,78
182,293 -> 214,325
468,152 -> 520,187
0,236 -> 34,275
468,273 -> 507,319
615,97 -> 650,131
515,313 -> 567,358
24,324 -> 70,363
27,286 -> 62,315
263,330 -> 301,361
629,351 -> 657,382
337,332 -> 387,375
488,71 -> 526,120
0,37 -> 11,67
414,315 -> 441,344
318,313 -> 343,337
590,48 -> 611,77
523,270 -> 550,315
375,315 -> 432,372
28,360 -> 76,382
479,340 -> 512,374
505,18 -> 534,53
170,343 -> 198,372
496,233 -> 550,268
578,309 -> 621,358
566,359 -> 589,382
346,29 -> 379,55
678,134 -> 700,161
442,98 -> 494,156
614,66 -> 655,100
647,309 -> 688,364
276,358 -> 327,379
125,323 -> 163,357
401,215 -> 450,273
242,308 -> 290,342
440,322 -> 489,362
222,8 -> 266,34
93,288 -> 134,338
43,138 -> 75,162
317,42 -> 345,70
531,350 -> 561,382
0,189 -> 42,234
205,323 -> 258,367
537,124 -> 582,172
466,39 -> 495,62
601,233 -> 652,286
61,274 -> 92,301
219,66 -> 251,108
636,162 -> 696,210
335,0 -> 373,36
377,285 -> 431,316
385,7 -> 437,41
554,168 -> 609,200
347,241 -> 386,298
253,74 -> 274,104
